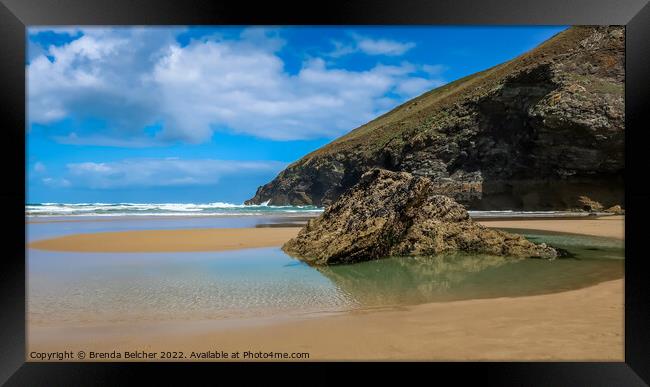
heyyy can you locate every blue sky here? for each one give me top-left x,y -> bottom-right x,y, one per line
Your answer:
27,25 -> 567,204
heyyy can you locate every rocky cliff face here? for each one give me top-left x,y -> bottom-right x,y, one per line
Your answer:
283,169 -> 558,265
247,26 -> 624,210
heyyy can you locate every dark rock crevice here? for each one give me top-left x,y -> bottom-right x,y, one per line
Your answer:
469,63 -> 559,178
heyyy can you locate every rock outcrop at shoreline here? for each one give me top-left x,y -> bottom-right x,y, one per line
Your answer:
604,205 -> 625,215
576,196 -> 605,212
282,169 -> 558,265
247,26 -> 624,211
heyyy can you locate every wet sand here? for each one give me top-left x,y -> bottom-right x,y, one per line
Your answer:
28,227 -> 301,252
28,278 -> 623,361
27,215 -> 625,361
478,215 -> 624,240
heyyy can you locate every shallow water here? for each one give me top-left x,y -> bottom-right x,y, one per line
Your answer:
27,229 -> 623,327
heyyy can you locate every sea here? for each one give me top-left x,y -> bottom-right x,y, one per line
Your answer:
25,202 -> 607,219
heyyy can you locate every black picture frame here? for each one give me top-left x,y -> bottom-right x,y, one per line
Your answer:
1,0 -> 649,385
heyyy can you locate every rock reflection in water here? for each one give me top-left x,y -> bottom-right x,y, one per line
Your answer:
317,253 -> 519,306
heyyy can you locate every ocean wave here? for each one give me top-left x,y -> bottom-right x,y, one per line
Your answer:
25,203 -> 601,218
25,202 -> 324,217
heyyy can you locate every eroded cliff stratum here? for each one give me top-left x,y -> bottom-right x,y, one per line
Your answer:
246,26 -> 624,210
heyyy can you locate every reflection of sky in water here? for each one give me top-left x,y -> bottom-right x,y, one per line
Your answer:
27,227 -> 624,327
28,248 -> 354,326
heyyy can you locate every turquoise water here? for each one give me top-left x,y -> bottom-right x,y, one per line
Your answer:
27,226 -> 623,327
320,229 -> 624,305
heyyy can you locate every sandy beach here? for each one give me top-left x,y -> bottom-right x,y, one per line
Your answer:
27,215 -> 624,361
29,278 -> 622,361
479,215 -> 625,240
28,227 -> 300,253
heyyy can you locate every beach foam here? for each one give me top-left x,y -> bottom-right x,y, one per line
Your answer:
26,202 -> 324,217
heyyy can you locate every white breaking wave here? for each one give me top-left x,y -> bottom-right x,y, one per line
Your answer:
25,202 -> 601,218
25,202 -> 324,217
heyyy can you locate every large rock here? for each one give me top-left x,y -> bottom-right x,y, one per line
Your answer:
282,169 -> 557,265
247,26 -> 624,211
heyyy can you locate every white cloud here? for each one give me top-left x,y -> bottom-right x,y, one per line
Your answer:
329,34 -> 416,57
396,77 -> 446,96
33,162 -> 47,173
328,41 -> 357,58
61,158 -> 287,189
42,177 -> 71,188
28,27 -> 445,144
28,27 -> 179,134
356,36 -> 416,56
422,64 -> 448,76
29,26 -> 83,35
54,132 -> 163,148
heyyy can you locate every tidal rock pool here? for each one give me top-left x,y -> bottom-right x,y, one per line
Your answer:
27,229 -> 623,327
